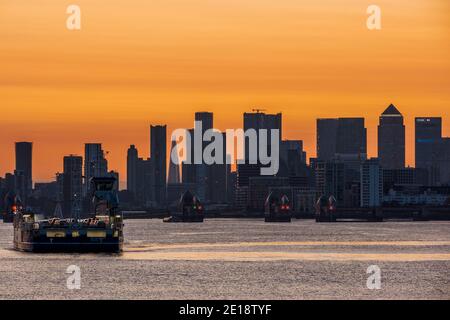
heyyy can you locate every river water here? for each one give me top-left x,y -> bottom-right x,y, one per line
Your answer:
0,219 -> 449,299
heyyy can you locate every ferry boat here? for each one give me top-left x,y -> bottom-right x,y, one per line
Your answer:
264,192 -> 292,222
13,177 -> 124,253
164,190 -> 204,223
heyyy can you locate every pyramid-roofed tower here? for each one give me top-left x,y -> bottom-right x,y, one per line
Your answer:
378,103 -> 405,169
381,104 -> 402,116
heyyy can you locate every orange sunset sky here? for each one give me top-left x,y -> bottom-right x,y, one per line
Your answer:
0,0 -> 449,187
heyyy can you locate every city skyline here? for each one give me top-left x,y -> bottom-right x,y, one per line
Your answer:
1,0 -> 449,183
3,104 -> 449,184
2,0 -> 450,304
1,106 -> 449,189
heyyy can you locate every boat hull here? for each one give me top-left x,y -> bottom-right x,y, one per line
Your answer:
2,214 -> 14,223
13,222 -> 124,253
13,240 -> 123,253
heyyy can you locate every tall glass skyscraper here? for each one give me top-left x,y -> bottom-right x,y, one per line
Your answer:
127,145 -> 138,196
237,112 -> 282,187
194,112 -> 213,202
84,143 -> 108,196
378,104 -> 405,169
15,142 -> 33,198
63,155 -> 83,218
316,118 -> 367,160
415,117 -> 442,168
415,117 -> 442,185
316,119 -> 338,161
150,125 -> 167,206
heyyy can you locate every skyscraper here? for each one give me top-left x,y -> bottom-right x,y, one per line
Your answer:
316,119 -> 338,161
168,140 -> 181,184
335,118 -> 367,157
127,145 -> 153,205
314,160 -> 346,204
209,132 -> 230,203
194,112 -> 213,201
235,111 -> 282,208
182,128 -> 196,184
415,117 -> 442,168
84,143 -> 108,196
243,112 -> 282,156
415,117 -> 442,186
151,125 -> 167,206
136,157 -> 153,206
195,112 -> 213,134
378,104 -> 405,169
280,140 -> 307,177
433,138 -> 450,185
317,118 -> 367,161
360,158 -> 383,207
13,170 -> 26,202
15,142 -> 32,198
237,112 -> 282,187
316,118 -> 367,208
63,155 -> 83,218
127,145 -> 138,196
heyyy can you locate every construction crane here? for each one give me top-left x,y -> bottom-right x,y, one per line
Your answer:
252,108 -> 267,113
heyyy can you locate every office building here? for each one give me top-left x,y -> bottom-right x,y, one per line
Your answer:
415,117 -> 442,184
317,118 -> 367,161
432,138 -> 450,185
336,118 -> 367,157
280,140 -> 307,176
384,185 -> 450,206
237,112 -> 282,187
84,143 -> 108,195
316,119 -> 338,161
136,157 -> 153,207
360,158 -> 383,207
63,155 -> 83,218
314,160 -> 346,205
15,142 -> 33,198
194,112 -> 213,202
378,104 -> 405,169
382,167 -> 428,194
168,140 -> 181,184
127,145 -> 138,196
182,128 -> 197,184
150,125 -> 167,206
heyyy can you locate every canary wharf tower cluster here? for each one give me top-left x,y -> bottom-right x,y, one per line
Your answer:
1,105 -> 450,217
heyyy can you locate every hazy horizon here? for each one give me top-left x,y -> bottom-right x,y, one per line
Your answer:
1,0 -> 449,183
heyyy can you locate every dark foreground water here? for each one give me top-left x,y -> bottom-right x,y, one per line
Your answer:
0,219 -> 449,300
